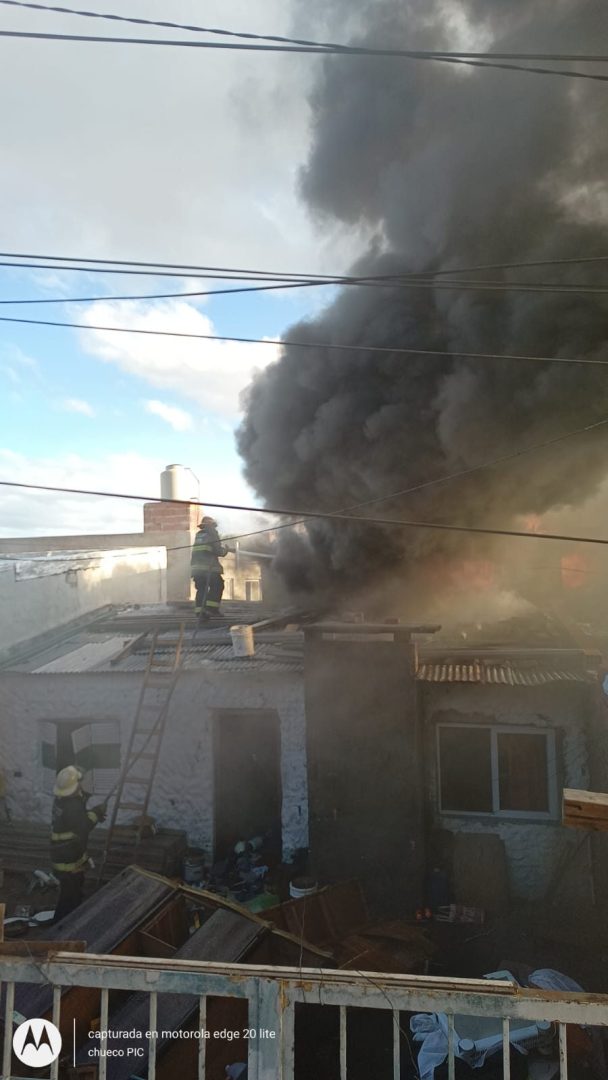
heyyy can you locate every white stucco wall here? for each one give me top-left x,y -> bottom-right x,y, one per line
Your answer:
0,669 -> 308,862
423,682 -> 592,899
0,549 -> 167,660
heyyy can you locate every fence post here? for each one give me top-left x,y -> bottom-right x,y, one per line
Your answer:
248,977 -> 283,1080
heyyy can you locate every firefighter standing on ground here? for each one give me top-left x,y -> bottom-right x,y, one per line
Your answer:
191,515 -> 228,621
50,766 -> 106,922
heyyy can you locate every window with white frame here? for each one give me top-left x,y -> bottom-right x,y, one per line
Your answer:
245,579 -> 261,602
437,723 -> 558,818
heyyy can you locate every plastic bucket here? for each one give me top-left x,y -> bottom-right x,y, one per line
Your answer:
289,877 -> 318,900
230,625 -> 255,657
183,850 -> 205,884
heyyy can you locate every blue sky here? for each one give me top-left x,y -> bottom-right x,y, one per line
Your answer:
0,0 -> 365,538
0,264 -> 333,536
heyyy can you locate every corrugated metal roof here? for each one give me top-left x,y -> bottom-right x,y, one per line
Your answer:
33,637 -> 135,673
75,640 -> 305,674
416,660 -> 593,685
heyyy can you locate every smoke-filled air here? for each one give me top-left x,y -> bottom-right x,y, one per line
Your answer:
237,0 -> 608,612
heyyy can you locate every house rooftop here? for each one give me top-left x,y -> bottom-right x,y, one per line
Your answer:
1,602 -> 443,675
0,601 -> 309,674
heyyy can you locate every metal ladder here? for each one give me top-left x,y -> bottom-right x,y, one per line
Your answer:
98,624 -> 185,878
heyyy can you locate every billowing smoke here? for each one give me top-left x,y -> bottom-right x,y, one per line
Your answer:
237,0 -> 608,608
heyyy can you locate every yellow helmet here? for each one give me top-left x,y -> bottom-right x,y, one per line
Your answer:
54,765 -> 83,797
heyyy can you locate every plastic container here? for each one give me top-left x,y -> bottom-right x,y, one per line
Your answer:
183,850 -> 205,885
230,625 -> 255,657
289,877 -> 318,899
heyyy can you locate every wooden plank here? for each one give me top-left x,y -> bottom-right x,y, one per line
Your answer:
110,631 -> 149,665
564,788 -> 608,831
74,911 -> 265,1079
11,868 -> 175,1024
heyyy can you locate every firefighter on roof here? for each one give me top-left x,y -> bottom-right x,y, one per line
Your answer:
191,515 -> 228,622
50,766 -> 106,922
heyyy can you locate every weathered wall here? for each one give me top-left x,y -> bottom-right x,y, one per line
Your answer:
222,552 -> 263,602
0,670 -> 308,861
304,631 -> 424,917
0,549 -> 166,662
0,531 -> 190,602
422,682 -> 592,899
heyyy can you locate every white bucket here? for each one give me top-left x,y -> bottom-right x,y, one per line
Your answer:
230,625 -> 255,657
289,878 -> 318,900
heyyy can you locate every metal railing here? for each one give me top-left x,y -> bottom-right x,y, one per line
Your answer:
2,952 -> 608,1079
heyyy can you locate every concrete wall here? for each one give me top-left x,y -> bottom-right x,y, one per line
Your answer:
0,549 -> 166,662
304,631 -> 424,917
0,531 -> 190,602
422,682 -> 592,899
0,669 -> 308,862
222,552 -> 263,602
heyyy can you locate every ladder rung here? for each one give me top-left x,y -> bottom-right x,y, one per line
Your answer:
134,728 -> 159,736
123,777 -> 151,785
130,751 -> 156,761
145,676 -> 175,688
118,802 -> 147,812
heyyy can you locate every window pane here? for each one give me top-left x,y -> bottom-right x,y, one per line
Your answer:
439,727 -> 493,812
497,732 -> 549,812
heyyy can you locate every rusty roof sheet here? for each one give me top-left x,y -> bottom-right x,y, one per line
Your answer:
416,659 -> 595,685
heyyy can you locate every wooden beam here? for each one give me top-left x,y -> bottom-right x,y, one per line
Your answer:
563,788 -> 608,831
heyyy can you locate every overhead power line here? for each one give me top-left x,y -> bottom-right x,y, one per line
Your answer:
11,411 -> 608,560
2,411 -> 604,562
2,477 -> 608,548
1,26 -> 608,83
6,275 -> 608,306
1,311 -> 608,368
221,415 -> 608,542
3,1 -> 608,64
3,248 -> 608,282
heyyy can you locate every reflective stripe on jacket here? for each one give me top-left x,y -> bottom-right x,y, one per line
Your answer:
190,525 -> 226,574
50,792 -> 100,874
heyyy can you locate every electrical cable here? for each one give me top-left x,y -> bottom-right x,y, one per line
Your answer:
2,478 -> 608,547
4,415 -> 608,564
7,274 -> 608,306
1,310 -> 608,368
3,414 -> 607,561
3,0 -> 608,65
219,416 -> 608,542
3,248 -> 608,281
1,26 -> 608,84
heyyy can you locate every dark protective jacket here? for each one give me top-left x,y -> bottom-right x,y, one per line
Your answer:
50,791 -> 103,874
191,524 -> 227,575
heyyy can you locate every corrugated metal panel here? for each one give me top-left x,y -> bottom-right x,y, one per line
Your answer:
416,661 -> 592,685
33,636 -> 135,673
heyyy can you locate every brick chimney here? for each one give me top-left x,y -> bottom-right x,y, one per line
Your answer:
143,499 -> 201,536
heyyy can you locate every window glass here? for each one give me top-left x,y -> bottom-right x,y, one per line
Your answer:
439,726 -> 493,812
498,731 -> 549,812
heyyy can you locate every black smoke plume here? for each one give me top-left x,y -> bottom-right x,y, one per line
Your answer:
237,0 -> 608,606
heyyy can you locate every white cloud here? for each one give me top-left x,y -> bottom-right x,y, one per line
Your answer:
144,399 -> 193,431
77,300 -> 279,417
0,449 -> 163,538
0,447 -> 262,539
0,1 -> 354,274
60,397 -> 95,417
